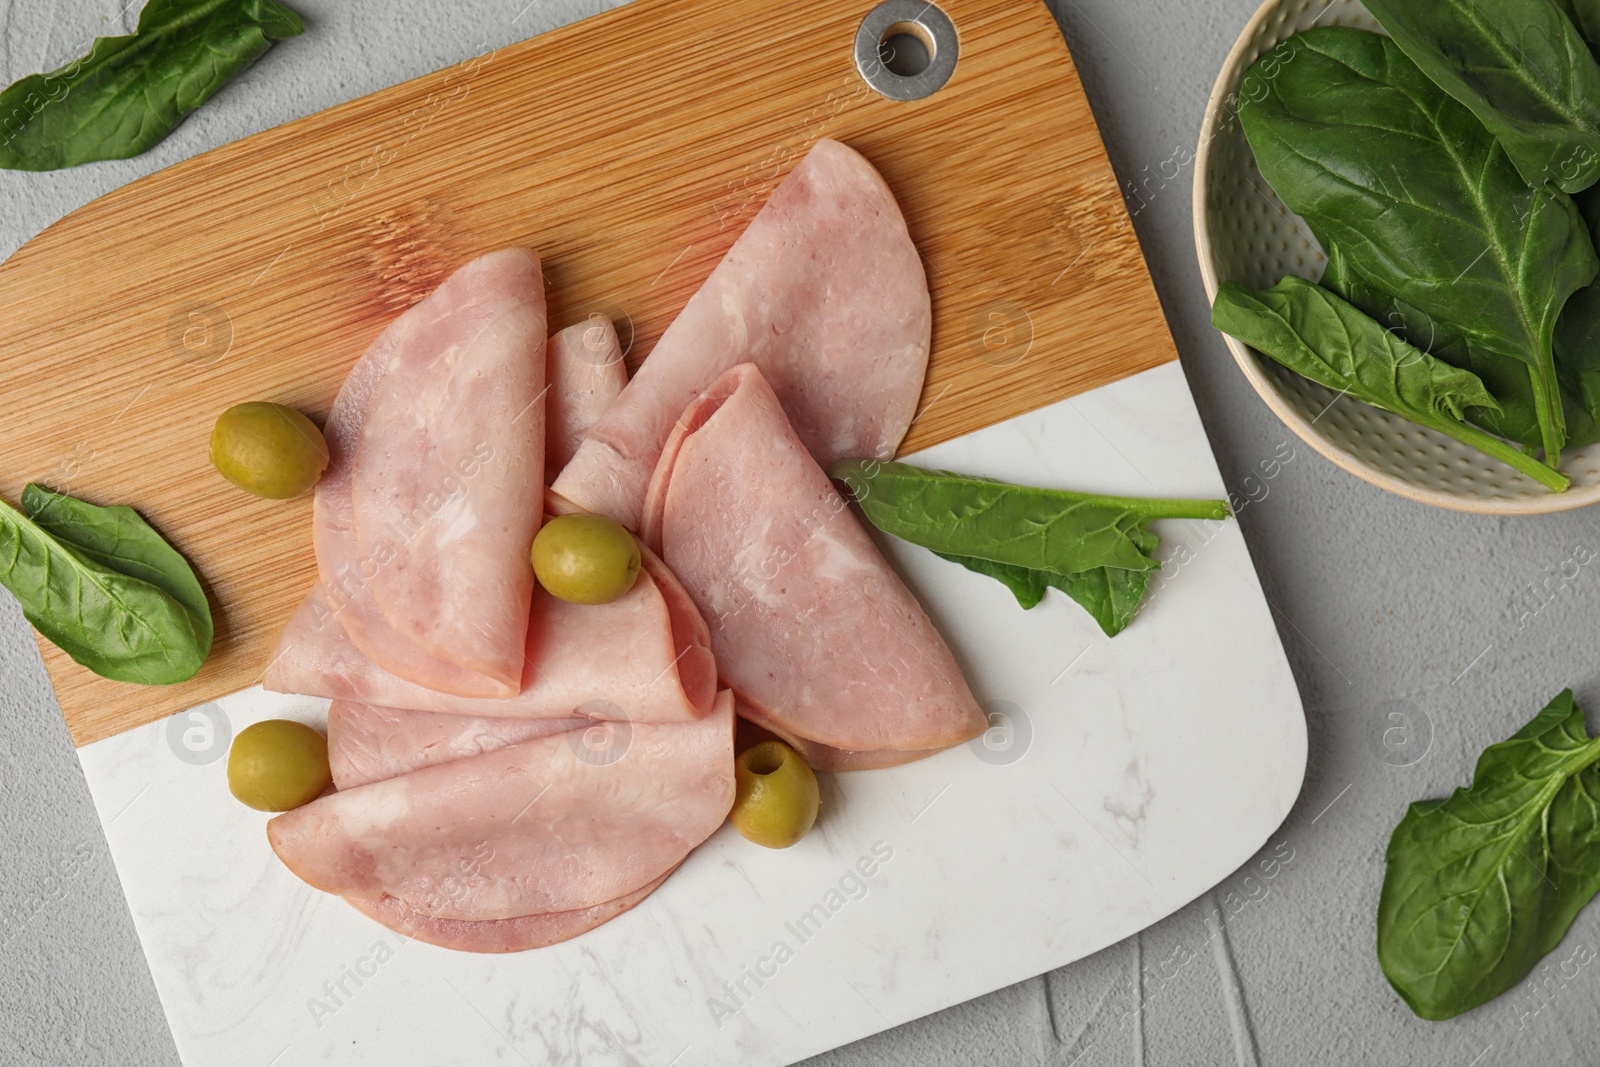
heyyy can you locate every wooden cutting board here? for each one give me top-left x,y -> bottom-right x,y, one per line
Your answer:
0,0 -> 1174,746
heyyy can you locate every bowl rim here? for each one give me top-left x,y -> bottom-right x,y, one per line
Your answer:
1191,0 -> 1600,515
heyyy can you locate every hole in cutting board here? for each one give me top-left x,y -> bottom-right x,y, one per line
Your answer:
878,22 -> 934,77
855,0 -> 958,101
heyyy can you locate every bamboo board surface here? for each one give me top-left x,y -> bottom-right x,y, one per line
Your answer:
0,0 -> 1178,747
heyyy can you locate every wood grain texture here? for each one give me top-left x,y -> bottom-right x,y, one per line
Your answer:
0,0 -> 1177,747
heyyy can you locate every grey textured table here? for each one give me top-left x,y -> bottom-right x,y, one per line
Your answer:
3,1 -> 1598,1064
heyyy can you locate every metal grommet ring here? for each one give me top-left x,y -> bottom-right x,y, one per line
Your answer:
855,0 -> 959,102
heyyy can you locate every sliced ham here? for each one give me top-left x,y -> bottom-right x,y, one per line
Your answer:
267,691 -> 734,921
553,139 -> 930,529
265,542 -> 716,723
316,248 -> 546,697
546,316 -> 627,481
644,364 -> 986,764
315,340 -> 501,699
346,867 -> 673,953
733,697 -> 947,772
327,702 -> 592,790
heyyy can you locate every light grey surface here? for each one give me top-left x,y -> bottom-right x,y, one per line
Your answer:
0,0 -> 1597,1064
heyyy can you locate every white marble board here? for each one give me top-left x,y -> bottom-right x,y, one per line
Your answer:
76,360 -> 1306,1066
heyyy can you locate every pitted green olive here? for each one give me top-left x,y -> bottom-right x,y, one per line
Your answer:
228,719 -> 331,812
531,513 -> 641,604
209,402 -> 329,499
729,740 -> 820,848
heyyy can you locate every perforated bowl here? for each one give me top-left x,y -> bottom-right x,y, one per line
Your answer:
1193,0 -> 1600,513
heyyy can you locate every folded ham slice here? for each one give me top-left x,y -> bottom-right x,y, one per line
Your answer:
267,691 -> 734,921
553,139 -> 930,529
265,541 -> 715,723
546,316 -> 627,482
327,702 -> 592,790
346,867 -> 673,953
316,248 -> 546,698
733,697 -> 949,772
644,364 -> 986,764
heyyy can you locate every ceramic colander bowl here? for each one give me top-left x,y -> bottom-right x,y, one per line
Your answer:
1193,0 -> 1600,513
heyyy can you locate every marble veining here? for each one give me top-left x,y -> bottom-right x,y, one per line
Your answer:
75,361 -> 1306,1066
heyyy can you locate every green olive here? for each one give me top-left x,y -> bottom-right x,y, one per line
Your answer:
210,402 -> 329,499
729,740 -> 820,849
228,720 -> 332,812
531,513 -> 641,604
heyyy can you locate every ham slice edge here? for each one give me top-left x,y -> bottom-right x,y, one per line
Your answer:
648,363 -> 986,759
345,866 -> 673,954
733,697 -> 952,772
316,249 -> 547,697
546,316 -> 627,482
327,702 -> 593,791
266,690 -> 735,920
265,533 -> 715,724
553,139 -> 929,529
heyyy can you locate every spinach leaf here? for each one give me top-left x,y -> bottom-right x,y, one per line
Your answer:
1378,689 -> 1600,1020
1363,0 -> 1600,193
0,0 -> 304,171
22,483 -> 212,652
1322,240 -> 1600,450
1445,338 -> 1600,452
1556,0 -> 1600,56
1556,295 -> 1600,428
931,549 -> 1154,636
1239,28 -> 1598,466
0,496 -> 208,684
1212,277 -> 1571,492
1047,563 -> 1153,638
831,460 -> 1226,637
1554,186 -> 1600,436
931,551 -> 1051,610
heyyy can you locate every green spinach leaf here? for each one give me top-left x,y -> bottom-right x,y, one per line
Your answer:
0,497 -> 208,684
1239,28 -> 1598,465
0,0 -> 304,171
1363,0 -> 1600,193
931,549 -> 1154,636
1323,240 -> 1600,450
1554,186 -> 1600,436
22,483 -> 212,652
1212,277 -> 1571,491
1049,561 -> 1155,638
930,551 -> 1051,610
1556,0 -> 1600,56
1378,689 -> 1600,1020
831,460 -> 1226,637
